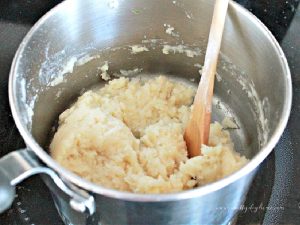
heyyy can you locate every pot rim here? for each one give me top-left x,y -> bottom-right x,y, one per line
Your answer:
9,0 -> 292,202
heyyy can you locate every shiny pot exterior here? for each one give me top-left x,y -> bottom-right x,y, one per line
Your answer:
44,169 -> 256,225
2,0 -> 292,224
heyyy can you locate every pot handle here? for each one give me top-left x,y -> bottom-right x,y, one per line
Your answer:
0,149 -> 95,215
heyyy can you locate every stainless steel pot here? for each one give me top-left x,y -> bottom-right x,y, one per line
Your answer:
0,0 -> 292,224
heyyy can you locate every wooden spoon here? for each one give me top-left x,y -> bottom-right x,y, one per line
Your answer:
184,0 -> 229,157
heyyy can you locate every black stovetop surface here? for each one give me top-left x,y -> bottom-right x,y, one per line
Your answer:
0,1 -> 299,224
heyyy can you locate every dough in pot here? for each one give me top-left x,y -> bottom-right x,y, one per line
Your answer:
50,76 -> 248,193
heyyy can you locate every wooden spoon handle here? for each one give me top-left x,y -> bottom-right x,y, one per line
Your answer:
184,0 -> 229,157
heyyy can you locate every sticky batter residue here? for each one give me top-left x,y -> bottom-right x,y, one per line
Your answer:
162,45 -> 200,58
99,61 -> 111,81
164,24 -> 179,37
130,45 -> 149,54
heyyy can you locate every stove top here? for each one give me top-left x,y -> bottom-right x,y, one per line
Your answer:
0,1 -> 299,224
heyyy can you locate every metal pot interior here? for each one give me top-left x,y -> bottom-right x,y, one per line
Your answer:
11,0 -> 290,177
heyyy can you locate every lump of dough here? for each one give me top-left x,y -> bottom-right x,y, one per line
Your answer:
50,76 -> 248,193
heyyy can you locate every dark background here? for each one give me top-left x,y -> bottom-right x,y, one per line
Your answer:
0,0 -> 299,224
